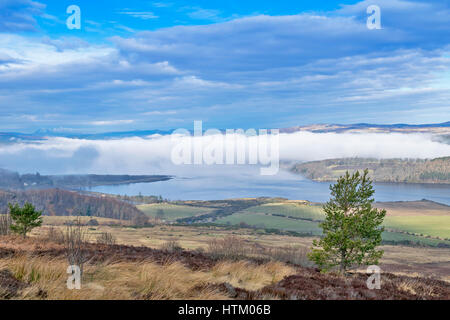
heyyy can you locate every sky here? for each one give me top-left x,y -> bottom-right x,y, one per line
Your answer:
1,0 -> 450,133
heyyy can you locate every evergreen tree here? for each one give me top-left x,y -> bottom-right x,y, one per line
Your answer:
9,202 -> 43,238
308,169 -> 386,273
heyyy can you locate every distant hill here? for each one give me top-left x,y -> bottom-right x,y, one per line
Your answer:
280,121 -> 450,135
1,122 -> 449,142
287,157 -> 450,184
0,189 -> 146,221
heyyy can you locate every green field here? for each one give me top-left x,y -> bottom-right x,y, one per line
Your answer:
137,203 -> 214,221
384,216 -> 450,239
216,211 -> 450,246
241,202 -> 450,240
213,201 -> 450,246
382,231 -> 450,246
137,200 -> 450,246
216,211 -> 323,235
238,203 -> 324,220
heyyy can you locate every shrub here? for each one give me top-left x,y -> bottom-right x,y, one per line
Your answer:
207,236 -> 248,260
262,246 -> 314,267
45,226 -> 64,243
160,240 -> 183,253
61,217 -> 90,275
87,219 -> 99,226
96,232 -> 116,245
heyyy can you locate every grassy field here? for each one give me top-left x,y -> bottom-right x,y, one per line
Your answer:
384,216 -> 450,239
375,200 -> 450,239
42,216 -> 125,226
137,203 -> 214,221
216,212 -> 323,235
381,231 -> 450,246
239,202 -> 324,220
45,198 -> 450,246
134,199 -> 450,243
210,200 -> 450,245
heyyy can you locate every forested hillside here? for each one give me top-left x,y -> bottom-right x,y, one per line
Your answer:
0,169 -> 171,190
289,157 -> 450,184
0,189 -> 145,221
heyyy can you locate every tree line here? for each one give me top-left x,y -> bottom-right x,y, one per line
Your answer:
0,189 -> 146,221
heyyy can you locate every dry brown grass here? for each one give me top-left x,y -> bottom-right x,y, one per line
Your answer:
206,236 -> 314,268
0,233 -> 448,300
42,216 -> 129,226
22,219 -> 450,282
0,252 -> 298,300
395,277 -> 446,298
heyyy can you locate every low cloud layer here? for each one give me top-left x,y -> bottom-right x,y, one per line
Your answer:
0,132 -> 448,175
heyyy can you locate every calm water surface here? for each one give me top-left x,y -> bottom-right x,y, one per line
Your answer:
87,167 -> 450,205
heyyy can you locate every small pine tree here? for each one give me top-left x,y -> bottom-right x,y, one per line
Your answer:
9,202 -> 43,238
308,169 -> 386,274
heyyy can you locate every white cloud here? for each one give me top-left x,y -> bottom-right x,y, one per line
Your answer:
1,1 -> 450,130
90,120 -> 135,126
0,132 -> 448,175
186,7 -> 222,21
142,110 -> 177,116
0,34 -> 114,72
119,11 -> 159,20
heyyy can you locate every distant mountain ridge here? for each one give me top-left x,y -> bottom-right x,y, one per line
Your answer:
280,121 -> 450,134
1,122 -> 449,142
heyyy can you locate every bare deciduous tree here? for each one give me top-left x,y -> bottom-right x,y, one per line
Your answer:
62,217 -> 90,275
0,214 -> 11,235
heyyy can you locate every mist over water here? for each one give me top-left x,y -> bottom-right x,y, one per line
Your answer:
1,132 -> 449,175
1,133 -> 449,204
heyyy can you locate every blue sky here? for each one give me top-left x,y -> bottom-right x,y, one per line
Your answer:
1,0 -> 450,132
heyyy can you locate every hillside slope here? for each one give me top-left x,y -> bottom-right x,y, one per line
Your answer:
288,157 -> 450,184
0,236 -> 448,300
0,189 -> 145,221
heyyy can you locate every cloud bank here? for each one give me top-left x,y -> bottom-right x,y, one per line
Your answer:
0,132 -> 448,175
